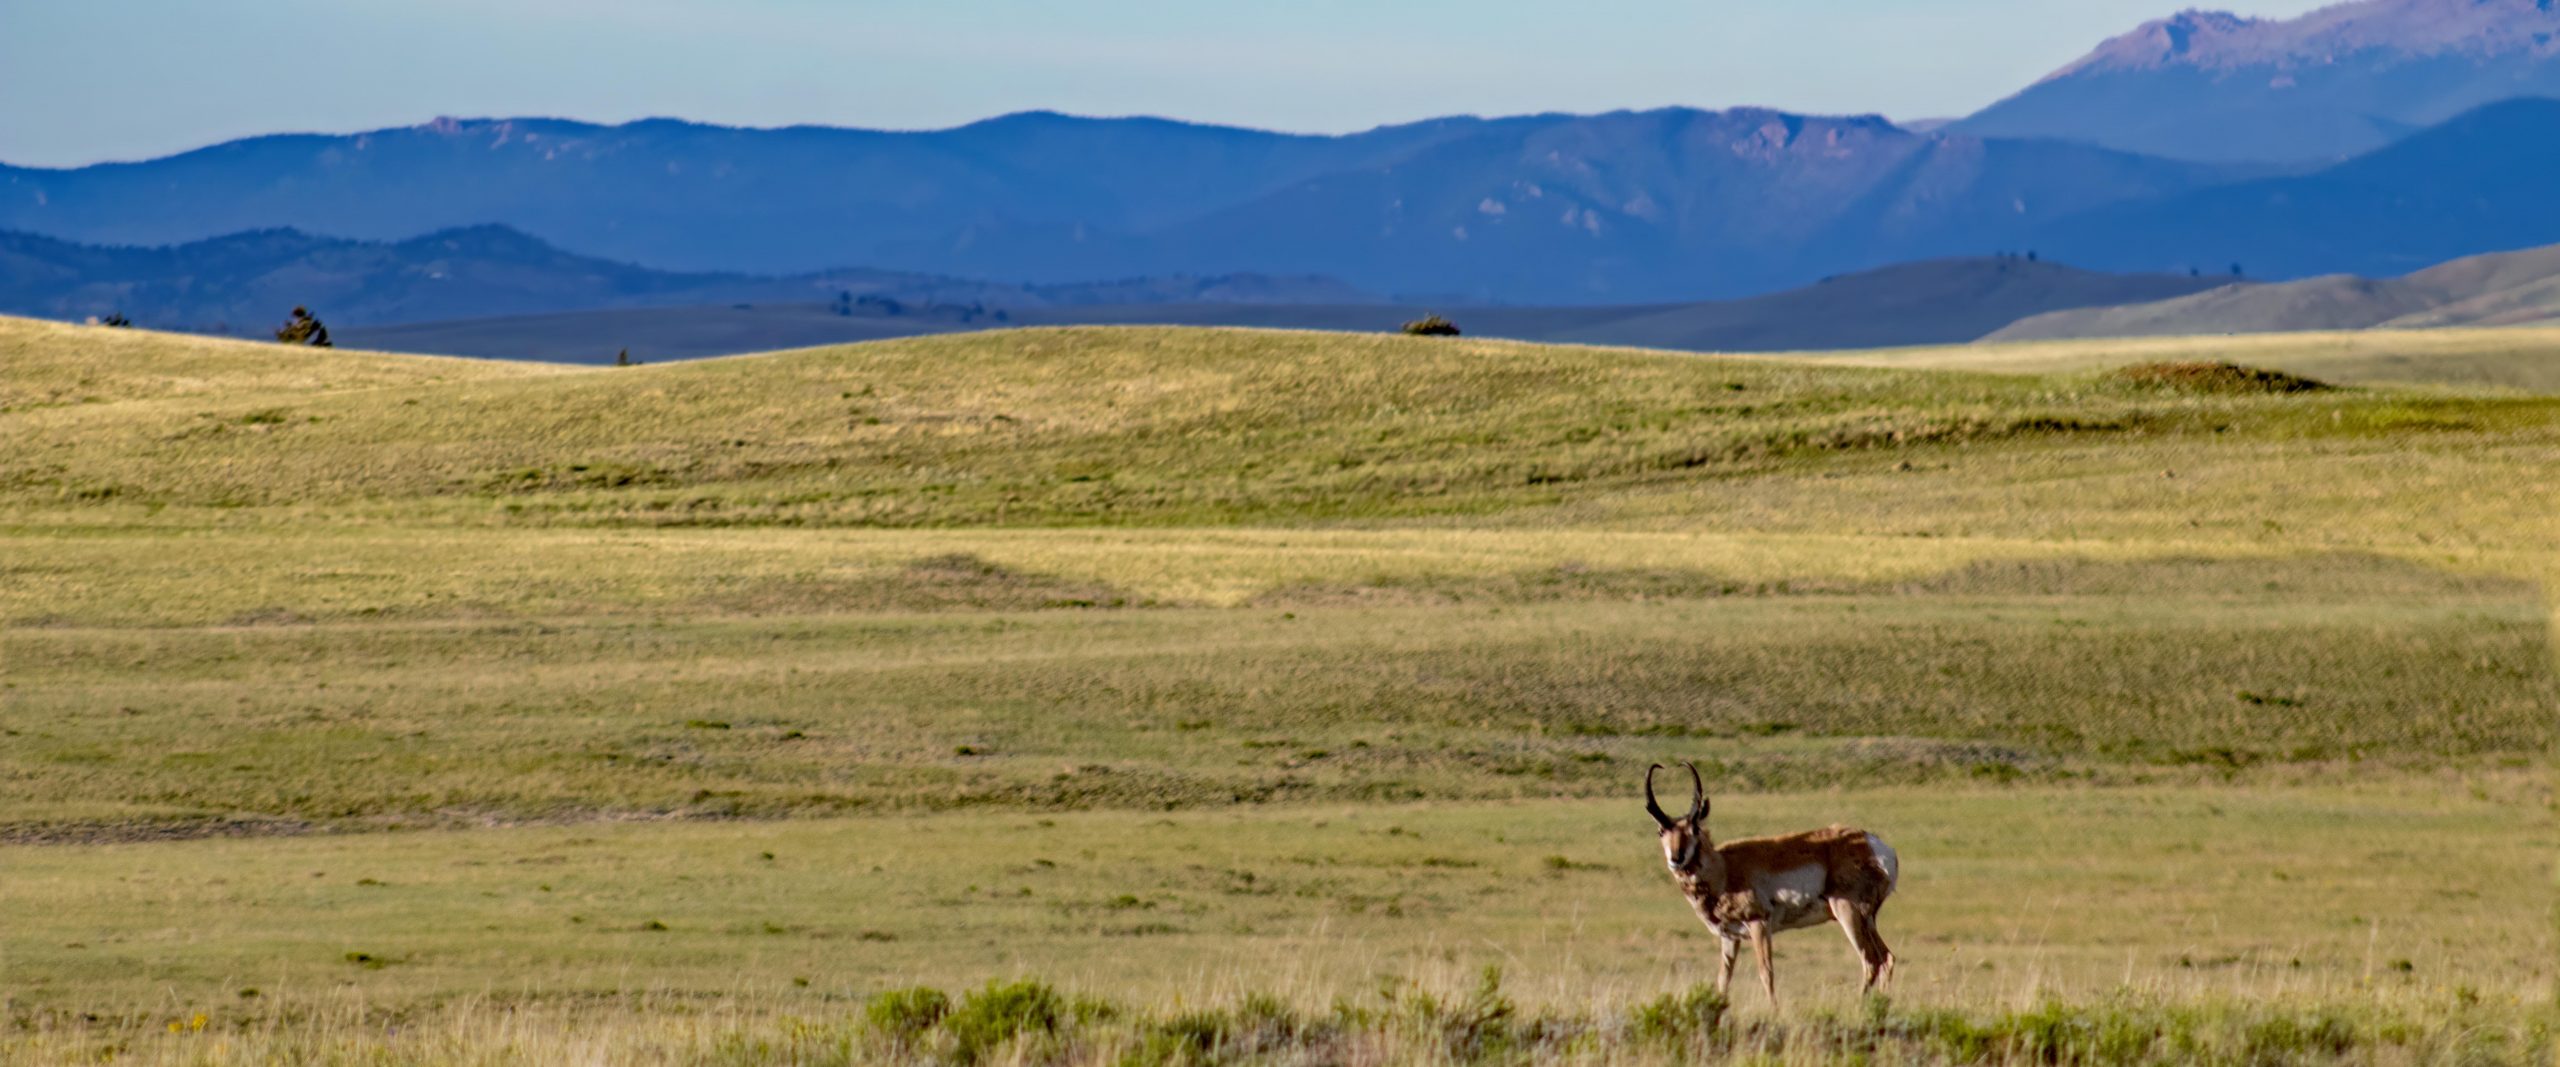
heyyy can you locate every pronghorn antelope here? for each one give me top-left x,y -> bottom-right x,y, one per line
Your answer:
1646,762 -> 1899,1004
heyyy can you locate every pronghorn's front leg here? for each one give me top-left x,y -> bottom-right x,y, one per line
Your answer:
1747,921 -> 1777,1004
1716,934 -> 1740,995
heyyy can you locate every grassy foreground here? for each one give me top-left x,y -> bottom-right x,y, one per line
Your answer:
2,317 -> 2554,1063
3,786 -> 2547,1064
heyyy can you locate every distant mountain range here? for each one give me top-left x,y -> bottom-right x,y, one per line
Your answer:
0,110 -> 2240,303
6,0 -> 2560,312
1991,241 -> 2560,340
332,253 -> 2222,363
0,225 -> 1373,334
2025,97 -> 2560,279
1958,0 -> 2560,162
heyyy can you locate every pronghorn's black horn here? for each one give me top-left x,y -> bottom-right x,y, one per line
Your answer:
1644,764 -> 1674,829
1683,761 -> 1707,823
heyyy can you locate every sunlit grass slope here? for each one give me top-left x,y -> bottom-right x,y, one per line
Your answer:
0,316 -> 556,411
8,323 -> 2560,532
1807,326 -> 2560,393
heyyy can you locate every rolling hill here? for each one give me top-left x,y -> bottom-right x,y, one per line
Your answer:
0,312 -> 554,411
1955,0 -> 2560,163
13,315 -> 2558,527
0,225 -> 1375,335
1990,241 -> 2560,341
340,256 -> 2226,363
0,109 -> 2241,302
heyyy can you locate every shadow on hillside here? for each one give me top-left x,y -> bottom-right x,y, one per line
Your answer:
1247,552 -> 2535,608
706,552 -> 1148,614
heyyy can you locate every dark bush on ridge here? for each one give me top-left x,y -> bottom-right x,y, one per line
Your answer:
274,305 -> 333,348
1402,314 -> 1462,337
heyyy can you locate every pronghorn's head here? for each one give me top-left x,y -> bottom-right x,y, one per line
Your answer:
1646,762 -> 1713,878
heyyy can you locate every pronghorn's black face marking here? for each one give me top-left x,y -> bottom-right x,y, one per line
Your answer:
1645,762 -> 1710,876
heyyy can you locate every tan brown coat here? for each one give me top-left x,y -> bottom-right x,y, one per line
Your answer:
1646,764 -> 1900,1004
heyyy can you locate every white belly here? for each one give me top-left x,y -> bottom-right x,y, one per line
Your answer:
1751,864 -> 1833,931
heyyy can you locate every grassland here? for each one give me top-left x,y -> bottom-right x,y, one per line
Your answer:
1,315 -> 2553,1063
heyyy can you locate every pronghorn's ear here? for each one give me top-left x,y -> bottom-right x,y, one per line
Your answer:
1643,764 -> 1675,830
1682,761 -> 1708,824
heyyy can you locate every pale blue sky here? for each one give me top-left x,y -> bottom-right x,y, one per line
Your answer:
3,0 -> 2338,167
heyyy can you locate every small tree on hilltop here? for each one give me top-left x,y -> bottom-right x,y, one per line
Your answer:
275,306 -> 332,348
1402,314 -> 1462,337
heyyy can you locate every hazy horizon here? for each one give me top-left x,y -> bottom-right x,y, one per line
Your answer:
4,0 -> 2339,168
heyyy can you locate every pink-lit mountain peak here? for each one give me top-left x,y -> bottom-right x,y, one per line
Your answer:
2053,0 -> 2560,78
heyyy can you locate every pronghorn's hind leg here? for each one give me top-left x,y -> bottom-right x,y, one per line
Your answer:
1829,898 -> 1873,990
1747,921 -> 1777,1005
1871,915 -> 1896,987
1828,898 -> 1893,993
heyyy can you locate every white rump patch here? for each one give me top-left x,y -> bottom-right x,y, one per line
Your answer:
1867,833 -> 1900,892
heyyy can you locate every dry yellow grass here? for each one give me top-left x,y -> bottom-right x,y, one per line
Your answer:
0,317 -> 557,411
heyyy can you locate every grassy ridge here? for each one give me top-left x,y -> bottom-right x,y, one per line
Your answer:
12,324 -> 2558,531
0,316 -> 550,411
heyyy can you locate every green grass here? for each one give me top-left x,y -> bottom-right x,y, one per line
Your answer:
0,317 -> 2552,1062
3,581 -> 2550,836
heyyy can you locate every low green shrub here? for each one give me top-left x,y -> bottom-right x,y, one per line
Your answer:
945,979 -> 1066,1062
1626,983 -> 1727,1046
863,986 -> 950,1041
